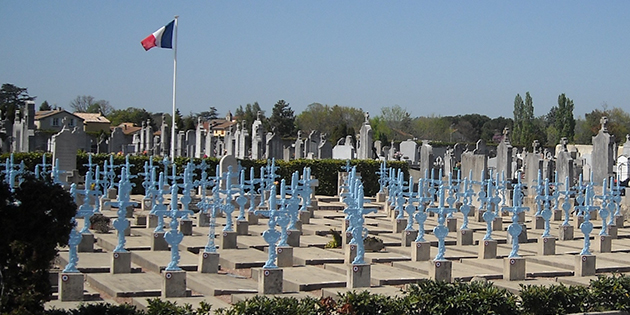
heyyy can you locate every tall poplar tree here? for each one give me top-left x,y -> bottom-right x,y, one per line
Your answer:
555,93 -> 575,142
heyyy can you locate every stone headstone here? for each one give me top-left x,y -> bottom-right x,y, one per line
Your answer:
238,122 -> 249,160
332,136 -> 355,160
496,128 -> 513,180
160,114 -> 170,156
176,131 -> 185,157
622,134 -> 630,156
374,140 -> 382,157
225,126 -> 235,156
186,129 -> 196,157
357,113 -> 373,160
195,118 -> 205,158
219,155 -> 239,189
400,139 -> 419,164
251,112 -> 265,160
52,120 -> 78,174
265,131 -> 283,160
556,137 -> 574,186
592,116 -> 615,184
318,133 -> 332,159
294,131 -> 304,159
461,150 -> 487,182
108,127 -> 126,154
306,130 -> 320,157
204,128 -> 214,158
419,140 -> 432,174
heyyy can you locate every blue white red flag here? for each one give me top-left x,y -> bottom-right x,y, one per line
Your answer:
141,20 -> 175,51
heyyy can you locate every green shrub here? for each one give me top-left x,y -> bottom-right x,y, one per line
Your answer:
336,290 -> 409,315
520,283 -> 591,314
214,295 -> 323,315
46,302 -> 139,315
588,274 -> 630,312
404,280 -> 520,315
0,176 -> 76,314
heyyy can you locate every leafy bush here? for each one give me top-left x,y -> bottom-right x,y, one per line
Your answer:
336,290 -> 410,315
47,302 -> 139,315
404,280 -> 519,315
145,298 -> 212,315
38,275 -> 630,314
520,283 -> 591,314
588,274 -> 630,312
214,295 -> 323,315
0,176 -> 76,314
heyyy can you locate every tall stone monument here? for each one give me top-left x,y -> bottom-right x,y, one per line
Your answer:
357,112 -> 373,160
592,116 -> 615,184
496,127 -> 513,180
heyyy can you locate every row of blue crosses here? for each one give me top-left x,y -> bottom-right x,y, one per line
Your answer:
377,160 -> 624,260
63,162 -> 137,273
0,153 -> 69,189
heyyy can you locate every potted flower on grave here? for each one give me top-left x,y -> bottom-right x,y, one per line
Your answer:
89,213 -> 111,233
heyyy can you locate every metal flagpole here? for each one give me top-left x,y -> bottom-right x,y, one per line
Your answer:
170,15 -> 179,162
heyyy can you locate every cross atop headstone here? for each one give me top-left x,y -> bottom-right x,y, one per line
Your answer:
254,185 -> 287,269
344,182 -> 376,265
504,174 -> 529,258
108,167 -> 134,252
595,177 -> 614,236
414,176 -> 433,242
535,178 -> 558,238
164,182 -> 194,271
149,172 -> 170,233
574,182 -> 600,255
427,185 -> 457,261
457,176 -> 476,230
559,176 -> 574,226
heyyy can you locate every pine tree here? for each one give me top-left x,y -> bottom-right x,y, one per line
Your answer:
269,100 -> 296,137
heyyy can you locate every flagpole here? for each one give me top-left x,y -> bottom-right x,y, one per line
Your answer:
170,16 -> 179,162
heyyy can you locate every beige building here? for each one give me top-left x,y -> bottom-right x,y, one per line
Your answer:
34,109 -> 84,132
74,112 -> 111,133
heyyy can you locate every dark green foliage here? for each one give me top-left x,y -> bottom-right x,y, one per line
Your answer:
47,303 -> 139,315
520,283 -> 591,314
336,290 -> 409,315
588,274 -> 630,312
214,295 -> 323,315
145,298 -> 212,315
0,176 -> 76,314
0,83 -> 35,123
37,275 -> 630,314
405,280 -> 519,315
269,100 -> 296,138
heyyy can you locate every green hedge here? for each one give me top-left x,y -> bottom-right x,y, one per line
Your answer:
42,275 -> 630,315
1,153 -> 408,197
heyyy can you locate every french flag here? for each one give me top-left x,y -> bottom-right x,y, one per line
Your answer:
141,20 -> 174,51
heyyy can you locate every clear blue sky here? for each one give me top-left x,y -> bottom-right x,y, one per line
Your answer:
1,1 -> 628,120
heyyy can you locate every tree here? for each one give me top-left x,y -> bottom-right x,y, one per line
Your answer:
70,95 -> 114,115
512,92 -> 543,149
480,117 -> 513,143
0,176 -> 76,313
268,100 -> 296,137
107,107 -> 152,127
0,83 -> 35,122
235,102 -> 265,133
380,105 -> 413,140
412,115 -> 451,142
182,112 -> 196,131
39,100 -> 51,111
574,106 -> 630,144
555,93 -> 576,142
198,106 -> 219,121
